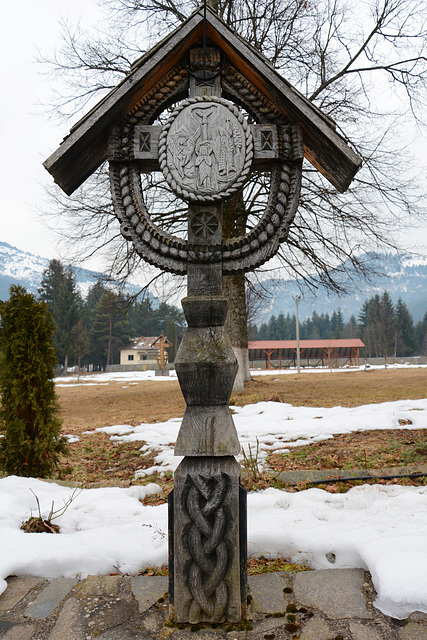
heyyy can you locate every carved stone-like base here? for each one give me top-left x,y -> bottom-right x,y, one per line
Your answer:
175,405 -> 240,456
172,456 -> 242,623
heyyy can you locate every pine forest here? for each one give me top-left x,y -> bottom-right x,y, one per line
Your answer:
5,260 -> 426,371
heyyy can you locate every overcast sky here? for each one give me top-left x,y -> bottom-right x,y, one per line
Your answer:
0,0 -> 101,268
1,0 -> 426,275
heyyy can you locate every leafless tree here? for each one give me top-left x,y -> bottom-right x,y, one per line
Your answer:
41,0 -> 427,384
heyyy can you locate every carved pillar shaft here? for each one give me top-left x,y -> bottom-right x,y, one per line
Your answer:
170,199 -> 245,621
168,66 -> 247,625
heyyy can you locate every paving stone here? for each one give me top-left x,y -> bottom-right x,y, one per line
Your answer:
0,623 -> 36,640
24,578 -> 78,620
409,613 -> 427,623
349,621 -> 383,640
0,620 -> 15,634
398,621 -> 427,640
78,576 -> 121,597
96,630 -> 148,640
0,577 -> 44,613
130,576 -> 168,614
248,573 -> 288,614
85,598 -> 134,633
293,569 -> 371,619
139,608 -> 168,633
299,616 -> 334,640
249,618 -> 287,634
48,597 -> 86,640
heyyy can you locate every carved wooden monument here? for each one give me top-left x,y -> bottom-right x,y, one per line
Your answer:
44,6 -> 361,624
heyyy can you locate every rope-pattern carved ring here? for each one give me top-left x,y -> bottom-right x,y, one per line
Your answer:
109,68 -> 303,276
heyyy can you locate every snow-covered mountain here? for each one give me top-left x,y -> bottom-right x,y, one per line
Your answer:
1,243 -> 426,321
0,242 -> 142,301
255,252 -> 427,323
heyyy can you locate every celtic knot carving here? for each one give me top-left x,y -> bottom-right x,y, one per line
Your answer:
184,472 -> 230,621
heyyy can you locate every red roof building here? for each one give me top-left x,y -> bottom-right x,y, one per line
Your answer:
248,339 -> 365,369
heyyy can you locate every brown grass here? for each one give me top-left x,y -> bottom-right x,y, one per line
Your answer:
57,378 -> 185,436
232,367 -> 427,408
269,429 -> 427,473
57,368 -> 427,437
48,367 -> 427,492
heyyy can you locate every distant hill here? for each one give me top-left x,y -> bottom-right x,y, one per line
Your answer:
1,243 -> 426,323
0,242 -> 144,301
254,252 -> 427,323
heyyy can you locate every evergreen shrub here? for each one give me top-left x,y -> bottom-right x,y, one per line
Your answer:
0,286 -> 67,477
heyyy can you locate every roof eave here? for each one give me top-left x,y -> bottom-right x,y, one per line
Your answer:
43,11 -> 205,195
44,6 -> 361,196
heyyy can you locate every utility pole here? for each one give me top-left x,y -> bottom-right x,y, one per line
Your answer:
295,295 -> 301,373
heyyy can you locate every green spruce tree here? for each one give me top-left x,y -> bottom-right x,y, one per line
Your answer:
415,312 -> 427,355
90,291 -> 131,367
39,259 -> 82,372
394,298 -> 416,357
0,286 -> 67,477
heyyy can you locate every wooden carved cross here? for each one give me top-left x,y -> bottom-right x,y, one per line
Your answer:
107,47 -> 305,624
44,12 -> 361,626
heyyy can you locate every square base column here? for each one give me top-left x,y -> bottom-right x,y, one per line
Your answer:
171,456 -> 244,623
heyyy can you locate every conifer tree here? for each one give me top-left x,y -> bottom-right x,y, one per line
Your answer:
0,286 -> 67,477
70,319 -> 90,377
395,298 -> 416,356
90,291 -> 131,367
39,259 -> 82,372
415,312 -> 427,355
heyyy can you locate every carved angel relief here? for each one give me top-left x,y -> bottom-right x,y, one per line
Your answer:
159,97 -> 253,203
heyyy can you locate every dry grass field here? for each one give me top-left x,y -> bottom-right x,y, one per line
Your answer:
57,367 -> 427,436
49,367 -> 427,492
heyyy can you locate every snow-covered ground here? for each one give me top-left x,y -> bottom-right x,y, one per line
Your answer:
0,366 -> 426,619
82,397 -> 427,478
1,476 -> 426,619
54,361 -> 427,386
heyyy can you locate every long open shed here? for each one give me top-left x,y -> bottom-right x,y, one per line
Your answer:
249,339 -> 365,369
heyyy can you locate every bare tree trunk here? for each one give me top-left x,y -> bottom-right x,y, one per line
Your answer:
222,192 -> 251,391
223,275 -> 251,390
107,316 -> 112,367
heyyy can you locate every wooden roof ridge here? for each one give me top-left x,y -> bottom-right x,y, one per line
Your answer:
44,6 -> 362,196
124,335 -> 167,350
68,9 -> 203,138
249,339 -> 365,349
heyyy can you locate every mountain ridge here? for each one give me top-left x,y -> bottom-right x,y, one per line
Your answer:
1,242 -> 426,322
0,242 -> 143,302
256,252 -> 427,323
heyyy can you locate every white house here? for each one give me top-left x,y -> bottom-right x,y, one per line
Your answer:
119,336 -> 171,368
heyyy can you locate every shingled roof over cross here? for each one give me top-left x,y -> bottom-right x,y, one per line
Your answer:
44,6 -> 361,196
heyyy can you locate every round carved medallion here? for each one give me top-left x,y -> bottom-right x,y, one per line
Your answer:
159,96 -> 253,203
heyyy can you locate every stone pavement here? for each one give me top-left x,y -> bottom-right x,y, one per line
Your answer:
0,570 -> 426,640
